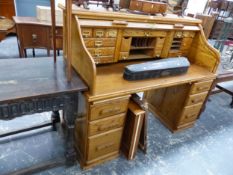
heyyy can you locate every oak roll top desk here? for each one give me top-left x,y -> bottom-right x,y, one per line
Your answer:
59,4 -> 220,169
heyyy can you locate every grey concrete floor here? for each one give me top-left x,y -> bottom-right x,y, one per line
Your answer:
1,36 -> 233,175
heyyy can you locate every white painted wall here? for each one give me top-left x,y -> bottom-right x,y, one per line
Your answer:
186,0 -> 208,15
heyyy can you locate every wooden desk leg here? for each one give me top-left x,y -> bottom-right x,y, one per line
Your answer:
230,96 -> 233,108
47,49 -> 50,57
51,111 -> 60,131
24,49 -> 27,58
63,93 -> 79,165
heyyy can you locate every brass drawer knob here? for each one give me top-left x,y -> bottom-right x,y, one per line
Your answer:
123,56 -> 127,60
95,41 -> 103,47
185,113 -> 196,119
197,86 -> 209,91
191,99 -> 202,104
144,32 -> 150,37
32,34 -> 37,42
82,32 -> 90,38
96,31 -> 104,37
95,53 -> 101,57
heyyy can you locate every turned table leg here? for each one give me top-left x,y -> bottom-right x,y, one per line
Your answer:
230,96 -> 233,108
63,93 -> 79,165
51,111 -> 60,131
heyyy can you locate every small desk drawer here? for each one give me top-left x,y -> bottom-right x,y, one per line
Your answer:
88,113 -> 125,136
106,29 -> 118,38
88,47 -> 115,57
190,80 -> 213,94
90,96 -> 129,121
123,29 -> 167,37
87,128 -> 123,161
185,92 -> 208,106
93,56 -> 114,64
84,38 -> 116,48
93,29 -> 118,38
179,103 -> 202,124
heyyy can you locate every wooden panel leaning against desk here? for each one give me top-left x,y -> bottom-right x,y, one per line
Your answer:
60,4 -> 220,169
13,16 -> 63,58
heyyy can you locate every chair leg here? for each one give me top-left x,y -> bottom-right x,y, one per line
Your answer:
24,49 -> 27,58
51,111 -> 60,131
32,48 -> 35,57
230,96 -> 233,108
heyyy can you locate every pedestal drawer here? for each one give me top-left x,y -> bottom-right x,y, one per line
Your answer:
90,96 -> 129,121
185,92 -> 208,106
88,113 -> 126,136
87,128 -> 123,161
179,103 -> 202,124
190,80 -> 213,94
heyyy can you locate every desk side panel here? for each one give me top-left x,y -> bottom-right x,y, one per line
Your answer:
188,25 -> 220,73
71,15 -> 96,94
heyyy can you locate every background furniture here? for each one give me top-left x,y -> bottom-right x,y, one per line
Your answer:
206,0 -> 233,39
60,3 -> 219,168
0,0 -> 16,41
195,13 -> 218,38
0,18 -> 15,41
13,16 -> 63,57
0,57 -> 87,174
0,0 -> 16,19
129,0 -> 167,14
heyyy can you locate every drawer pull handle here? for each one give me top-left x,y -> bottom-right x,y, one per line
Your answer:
191,99 -> 202,104
98,123 -> 119,131
96,142 -> 114,151
197,86 -> 209,91
32,34 -> 37,42
100,107 -> 121,115
95,41 -> 103,47
185,114 -> 197,119
95,53 -> 102,57
96,31 -> 104,37
82,32 -> 90,38
144,32 -> 150,37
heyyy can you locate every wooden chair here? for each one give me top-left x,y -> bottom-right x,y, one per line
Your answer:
0,17 -> 15,42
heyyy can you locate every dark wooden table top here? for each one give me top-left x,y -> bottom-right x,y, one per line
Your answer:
0,57 -> 88,103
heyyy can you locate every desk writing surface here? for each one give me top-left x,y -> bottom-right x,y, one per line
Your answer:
88,62 -> 216,101
0,57 -> 87,104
